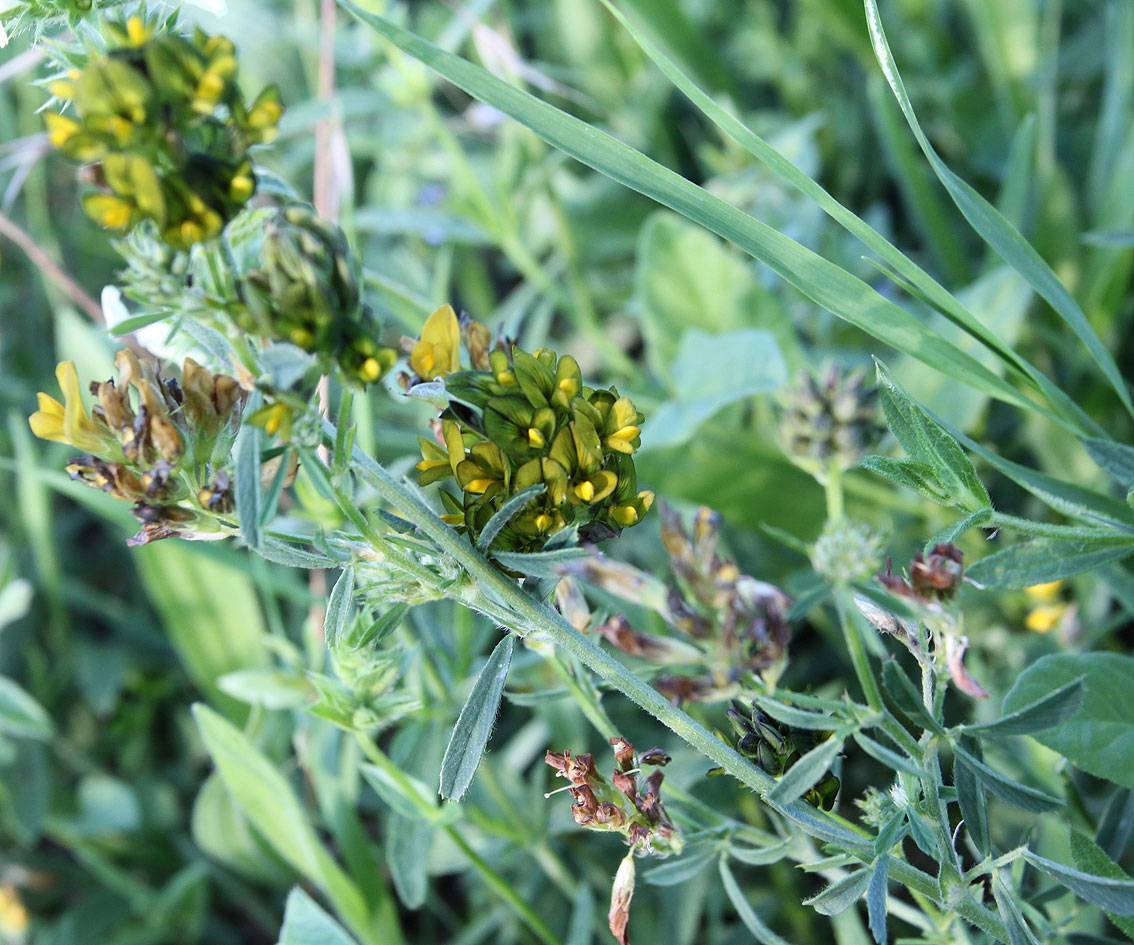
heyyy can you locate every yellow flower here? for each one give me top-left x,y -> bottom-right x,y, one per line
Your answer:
410,304 -> 462,380
1025,580 -> 1063,603
1025,603 -> 1068,634
0,884 -> 29,934
28,361 -> 105,452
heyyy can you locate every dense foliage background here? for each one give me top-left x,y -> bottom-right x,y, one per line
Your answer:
0,0 -> 1131,943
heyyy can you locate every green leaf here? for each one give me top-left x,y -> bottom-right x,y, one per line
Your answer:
642,329 -> 788,450
727,839 -> 793,867
385,813 -> 432,909
1083,439 -> 1134,490
859,457 -> 955,506
881,660 -> 944,735
719,857 -> 798,945
863,0 -> 1134,420
278,887 -> 360,945
324,567 -> 355,650
867,858 -> 888,945
0,675 -> 53,740
952,744 -> 1063,813
338,0 -> 1041,417
1070,830 -> 1134,939
360,764 -> 439,822
599,0 -> 1088,434
258,538 -> 337,569
767,736 -> 843,806
234,418 -> 263,550
1002,653 -> 1134,790
438,634 -> 514,801
873,361 -> 990,512
642,841 -> 717,886
476,484 -> 547,553
491,546 -> 589,577
992,871 -> 1043,945
1023,850 -> 1134,915
962,677 -> 1085,738
954,739 -> 988,856
967,539 -> 1134,589
217,669 -> 313,710
804,869 -> 872,917
753,697 -> 847,732
853,733 -> 922,780
192,705 -> 369,935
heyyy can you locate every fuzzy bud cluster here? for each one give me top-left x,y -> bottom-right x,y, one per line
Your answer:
44,16 -> 282,248
28,351 -> 246,545
241,204 -> 397,386
412,305 -> 653,550
779,364 -> 882,477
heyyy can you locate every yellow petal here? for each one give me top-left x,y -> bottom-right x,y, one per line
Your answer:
410,304 -> 461,380
56,362 -> 103,451
1025,580 -> 1062,602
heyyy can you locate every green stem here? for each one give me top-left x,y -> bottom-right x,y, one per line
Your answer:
338,429 -> 1008,943
833,588 -> 885,713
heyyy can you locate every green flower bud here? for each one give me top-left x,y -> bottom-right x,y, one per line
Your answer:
780,363 -> 882,479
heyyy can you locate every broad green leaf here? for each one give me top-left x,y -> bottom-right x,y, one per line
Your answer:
135,543 -> 268,710
635,213 -> 796,377
874,361 -> 990,512
192,705 -> 369,934
804,869 -> 872,917
767,736 -> 843,806
278,887 -> 360,945
860,457 -> 957,507
1023,850 -> 1134,915
234,418 -> 263,550
0,675 -> 53,740
191,774 -> 292,885
962,677 -> 1084,738
967,539 -> 1134,590
598,0 -> 1090,434
324,567 -> 355,650
439,634 -> 514,801
1070,830 -> 1134,938
863,0 -> 1134,419
866,858 -> 887,945
719,857 -> 798,945
641,329 -> 788,450
339,0 -> 1041,417
476,484 -> 547,553
952,744 -> 1063,813
1002,654 -> 1134,790
385,813 -> 432,909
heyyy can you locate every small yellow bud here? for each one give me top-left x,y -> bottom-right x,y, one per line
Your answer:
465,477 -> 494,494
179,220 -> 203,245
575,480 -> 596,503
527,427 -> 545,448
611,425 -> 640,441
229,174 -> 254,203
535,513 -> 553,532
48,79 -> 75,99
360,357 -> 381,382
610,506 -> 639,527
1026,603 -> 1068,634
1025,580 -> 1063,603
558,377 -> 579,397
497,370 -> 516,387
126,15 -> 149,46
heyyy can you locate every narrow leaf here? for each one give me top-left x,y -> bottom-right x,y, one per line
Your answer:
967,540 -> 1134,590
962,677 -> 1085,737
324,568 -> 354,650
234,419 -> 263,550
853,733 -> 922,779
767,736 -> 843,806
476,484 -> 546,552
386,812 -> 432,908
643,842 -> 717,886
258,538 -> 336,569
992,872 -> 1043,945
953,744 -> 1063,813
719,857 -> 798,945
804,869 -> 872,917
881,660 -> 944,735
864,0 -> 1134,418
1082,439 -> 1134,490
1070,830 -> 1134,939
867,858 -> 888,945
727,839 -> 793,867
754,696 -> 845,731
0,676 -> 53,740
439,634 -> 514,801
954,736 -> 990,855
492,546 -> 590,577
278,887 -> 360,945
338,0 -> 1040,416
1023,850 -> 1134,915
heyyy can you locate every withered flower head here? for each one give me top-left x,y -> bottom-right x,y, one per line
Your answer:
879,543 -> 964,602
